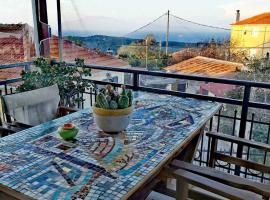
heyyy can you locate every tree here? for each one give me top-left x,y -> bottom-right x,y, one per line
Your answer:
118,35 -> 169,70
223,58 -> 270,164
171,39 -> 248,64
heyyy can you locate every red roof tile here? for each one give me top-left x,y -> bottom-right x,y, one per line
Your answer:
0,24 -> 25,33
0,35 -> 129,81
232,13 -> 270,25
50,36 -> 128,67
0,36 -> 25,80
165,56 -> 244,77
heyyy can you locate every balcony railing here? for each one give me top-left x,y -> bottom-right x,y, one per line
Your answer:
0,60 -> 270,184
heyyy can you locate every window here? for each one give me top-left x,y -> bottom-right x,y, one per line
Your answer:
252,28 -> 259,37
250,49 -> 257,56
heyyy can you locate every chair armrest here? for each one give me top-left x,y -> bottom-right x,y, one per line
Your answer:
13,121 -> 33,129
206,132 -> 270,152
0,125 -> 21,137
170,160 -> 270,198
0,121 -> 32,137
57,106 -> 78,117
164,165 -> 260,200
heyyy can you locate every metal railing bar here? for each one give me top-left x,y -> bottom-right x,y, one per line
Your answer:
228,110 -> 238,173
0,61 -> 33,70
261,124 -> 270,182
214,113 -> 270,125
59,61 -> 270,89
245,113 -> 255,178
0,78 -> 22,86
248,102 -> 270,110
137,86 -> 243,105
235,86 -> 251,176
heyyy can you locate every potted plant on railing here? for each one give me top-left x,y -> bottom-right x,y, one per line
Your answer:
17,57 -> 93,108
93,85 -> 133,133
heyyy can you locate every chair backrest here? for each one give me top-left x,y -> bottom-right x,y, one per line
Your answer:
2,84 -> 60,126
206,132 -> 270,176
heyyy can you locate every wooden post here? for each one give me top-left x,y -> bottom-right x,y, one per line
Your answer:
209,137 -> 218,167
174,128 -> 203,200
176,178 -> 188,200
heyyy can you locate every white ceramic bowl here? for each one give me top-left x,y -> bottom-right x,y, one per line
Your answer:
93,106 -> 133,133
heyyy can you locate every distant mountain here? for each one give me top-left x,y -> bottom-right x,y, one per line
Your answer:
65,35 -> 198,54
127,31 -> 230,43
61,15 -> 230,43
65,35 -> 137,54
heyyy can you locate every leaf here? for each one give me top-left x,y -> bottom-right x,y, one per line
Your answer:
17,57 -> 94,107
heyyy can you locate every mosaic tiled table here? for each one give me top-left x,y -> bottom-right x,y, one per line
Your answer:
0,91 -> 221,200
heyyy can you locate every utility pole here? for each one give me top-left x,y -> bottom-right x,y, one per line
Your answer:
57,0 -> 63,61
166,10 -> 170,56
145,37 -> 148,69
159,40 -> 162,59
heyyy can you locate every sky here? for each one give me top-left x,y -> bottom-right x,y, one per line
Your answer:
0,0 -> 269,36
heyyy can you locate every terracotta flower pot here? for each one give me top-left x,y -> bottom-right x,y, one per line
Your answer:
93,106 -> 133,133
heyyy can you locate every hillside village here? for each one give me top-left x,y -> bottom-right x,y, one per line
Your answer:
1,1 -> 270,199
0,11 -> 270,98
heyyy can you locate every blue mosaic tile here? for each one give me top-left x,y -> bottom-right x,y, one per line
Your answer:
0,91 -> 221,200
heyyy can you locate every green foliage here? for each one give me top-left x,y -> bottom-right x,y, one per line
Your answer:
96,93 -> 109,109
17,57 -> 92,106
109,100 -> 118,110
127,90 -> 133,107
95,85 -> 132,109
118,86 -> 129,109
118,95 -> 129,109
118,35 -> 170,70
223,58 -> 270,149
65,36 -> 85,47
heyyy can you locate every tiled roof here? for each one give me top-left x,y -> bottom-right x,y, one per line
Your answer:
50,36 -> 129,67
0,34 -> 129,81
232,13 -> 270,25
0,24 -> 25,33
200,83 -> 235,97
0,24 -> 34,81
0,36 -> 25,81
0,37 -> 25,62
165,56 -> 244,77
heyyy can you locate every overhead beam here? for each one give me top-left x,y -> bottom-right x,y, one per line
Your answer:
57,0 -> 63,61
31,0 -> 40,56
31,0 -> 50,57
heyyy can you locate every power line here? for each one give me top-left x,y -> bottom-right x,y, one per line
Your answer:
70,0 -> 87,33
170,14 -> 231,31
123,12 -> 167,37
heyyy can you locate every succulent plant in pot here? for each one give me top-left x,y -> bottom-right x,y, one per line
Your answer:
93,85 -> 133,133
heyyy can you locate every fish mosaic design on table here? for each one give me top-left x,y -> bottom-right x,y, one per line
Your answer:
0,91 -> 221,200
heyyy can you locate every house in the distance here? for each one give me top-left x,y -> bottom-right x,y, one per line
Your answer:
0,24 -> 35,80
165,56 -> 244,97
49,36 -> 130,85
0,25 -> 130,85
231,11 -> 270,59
